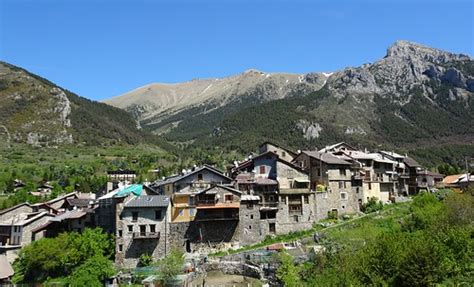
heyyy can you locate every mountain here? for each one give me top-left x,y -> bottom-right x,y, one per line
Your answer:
106,41 -> 473,157
0,61 -> 151,147
105,69 -> 329,135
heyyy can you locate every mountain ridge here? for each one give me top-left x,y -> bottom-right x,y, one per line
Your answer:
0,61 -> 152,147
103,40 -> 473,154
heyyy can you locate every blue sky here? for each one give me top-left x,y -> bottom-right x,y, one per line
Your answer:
1,0 -> 473,101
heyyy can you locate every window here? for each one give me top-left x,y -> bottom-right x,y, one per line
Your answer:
282,151 -> 286,157
294,215 -> 299,222
140,225 -> 146,235
317,168 -> 321,176
304,195 -> 309,204
281,196 -> 286,204
356,187 -> 360,194
150,225 -> 156,233
197,173 -> 203,181
225,194 -> 233,202
189,208 -> 196,217
179,209 -> 184,217
339,181 -> 344,189
118,230 -> 122,237
269,195 -> 275,202
247,202 -> 253,209
250,215 -> 254,219
269,223 -> 276,233
259,166 -> 266,174
368,183 -> 372,190
344,181 -> 348,188
248,225 -> 252,230
341,192 -> 347,200
132,211 -> 138,222
127,225 -> 133,233
339,169 -> 346,176
119,244 -> 123,252
155,210 -> 162,220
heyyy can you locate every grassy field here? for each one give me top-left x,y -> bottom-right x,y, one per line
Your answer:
211,202 -> 411,257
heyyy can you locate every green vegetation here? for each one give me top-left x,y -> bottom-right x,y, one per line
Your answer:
360,197 -> 383,213
154,249 -> 184,285
13,228 -> 115,285
276,192 -> 474,286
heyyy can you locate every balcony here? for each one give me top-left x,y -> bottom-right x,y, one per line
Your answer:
194,212 -> 239,221
196,199 -> 217,206
133,232 -> 160,239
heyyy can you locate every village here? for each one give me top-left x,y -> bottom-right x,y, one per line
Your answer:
0,141 -> 472,284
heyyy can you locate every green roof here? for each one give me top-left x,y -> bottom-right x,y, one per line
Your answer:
115,184 -> 143,198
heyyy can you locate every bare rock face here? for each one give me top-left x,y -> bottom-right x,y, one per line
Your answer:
297,120 -> 322,140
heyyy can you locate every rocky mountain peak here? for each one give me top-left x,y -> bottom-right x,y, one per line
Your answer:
386,40 -> 470,63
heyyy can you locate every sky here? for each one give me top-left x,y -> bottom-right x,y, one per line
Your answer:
0,0 -> 473,101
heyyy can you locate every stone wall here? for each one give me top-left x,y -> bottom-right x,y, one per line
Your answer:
116,205 -> 170,268
169,220 -> 240,254
239,201 -> 265,245
277,193 -> 315,234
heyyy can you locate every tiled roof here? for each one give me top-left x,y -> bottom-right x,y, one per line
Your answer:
125,195 -> 170,208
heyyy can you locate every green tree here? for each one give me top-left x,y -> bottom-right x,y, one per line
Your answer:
68,254 -> 115,287
276,251 -> 302,287
155,249 -> 184,285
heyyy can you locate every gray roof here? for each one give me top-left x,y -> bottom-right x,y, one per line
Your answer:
0,254 -> 14,279
125,195 -> 170,208
302,151 -> 352,165
403,156 -> 421,167
154,165 -> 231,187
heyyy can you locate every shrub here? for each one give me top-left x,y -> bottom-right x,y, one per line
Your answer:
361,197 -> 383,213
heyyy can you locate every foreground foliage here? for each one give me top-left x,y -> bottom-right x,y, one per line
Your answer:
13,228 -> 115,284
277,192 -> 474,286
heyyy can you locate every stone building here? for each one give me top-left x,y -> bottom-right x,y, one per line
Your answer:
232,150 -> 315,235
115,195 -> 170,268
293,151 -> 359,220
258,141 -> 297,162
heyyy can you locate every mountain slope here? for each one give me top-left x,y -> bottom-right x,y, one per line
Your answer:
0,62 -> 151,147
106,41 -> 473,155
105,69 -> 329,134
188,41 -> 473,152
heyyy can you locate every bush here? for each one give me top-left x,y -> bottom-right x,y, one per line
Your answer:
361,197 -> 383,213
138,253 -> 153,267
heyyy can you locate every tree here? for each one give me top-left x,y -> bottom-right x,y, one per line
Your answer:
68,254 -> 115,287
155,249 -> 184,285
276,251 -> 302,287
13,228 -> 114,284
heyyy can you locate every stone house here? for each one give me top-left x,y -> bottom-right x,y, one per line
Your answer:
258,141 -> 297,162
293,151 -> 359,220
106,169 -> 137,192
154,165 -> 232,223
378,151 -> 411,196
415,170 -> 444,192
233,150 -> 315,235
403,156 -> 423,195
335,150 -> 397,204
115,195 -> 170,268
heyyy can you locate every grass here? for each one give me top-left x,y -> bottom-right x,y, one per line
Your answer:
210,202 -> 411,257
324,203 -> 410,247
